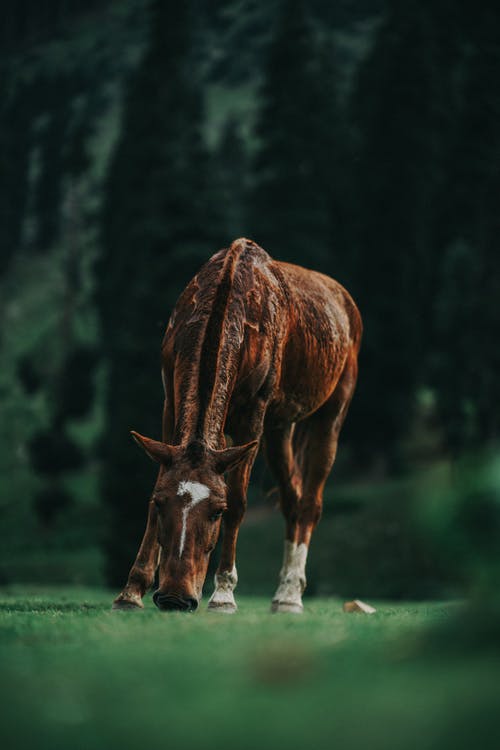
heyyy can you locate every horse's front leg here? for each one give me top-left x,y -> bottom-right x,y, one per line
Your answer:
207,457 -> 253,613
208,403 -> 265,613
112,500 -> 160,610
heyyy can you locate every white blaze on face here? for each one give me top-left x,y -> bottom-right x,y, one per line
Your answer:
177,480 -> 210,558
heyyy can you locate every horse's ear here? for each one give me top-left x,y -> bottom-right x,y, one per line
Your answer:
130,431 -> 178,466
213,440 -> 259,474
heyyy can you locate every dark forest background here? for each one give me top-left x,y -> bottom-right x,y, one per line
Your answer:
1,0 -> 499,598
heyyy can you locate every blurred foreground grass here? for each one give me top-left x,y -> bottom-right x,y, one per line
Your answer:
1,587 -> 499,750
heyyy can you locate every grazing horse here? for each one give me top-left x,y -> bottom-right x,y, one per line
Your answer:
113,238 -> 362,613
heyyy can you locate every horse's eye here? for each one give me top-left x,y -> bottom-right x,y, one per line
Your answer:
209,509 -> 223,522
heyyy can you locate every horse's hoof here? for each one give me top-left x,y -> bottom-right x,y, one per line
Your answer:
271,601 -> 303,614
112,594 -> 144,611
207,601 -> 237,614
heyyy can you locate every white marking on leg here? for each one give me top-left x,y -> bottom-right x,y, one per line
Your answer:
177,481 -> 210,558
272,541 -> 308,610
208,565 -> 238,611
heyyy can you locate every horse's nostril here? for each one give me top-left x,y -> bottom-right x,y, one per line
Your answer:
153,591 -> 198,612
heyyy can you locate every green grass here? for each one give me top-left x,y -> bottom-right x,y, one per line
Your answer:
1,587 -> 498,750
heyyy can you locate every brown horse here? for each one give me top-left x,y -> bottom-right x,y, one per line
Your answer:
113,238 -> 362,613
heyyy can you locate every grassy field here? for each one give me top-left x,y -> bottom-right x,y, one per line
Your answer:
1,587 -> 499,750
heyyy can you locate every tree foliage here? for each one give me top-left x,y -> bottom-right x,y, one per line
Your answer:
249,0 -> 343,268
1,0 -> 499,582
431,0 -> 500,451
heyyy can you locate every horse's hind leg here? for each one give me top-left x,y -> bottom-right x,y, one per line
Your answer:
263,424 -> 303,612
271,353 -> 358,613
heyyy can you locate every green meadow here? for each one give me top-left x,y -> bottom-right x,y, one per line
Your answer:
1,587 -> 498,750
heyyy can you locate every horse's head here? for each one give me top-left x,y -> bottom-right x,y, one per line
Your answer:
131,431 -> 257,611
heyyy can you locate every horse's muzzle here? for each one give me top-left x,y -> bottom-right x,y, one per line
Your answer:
153,591 -> 198,612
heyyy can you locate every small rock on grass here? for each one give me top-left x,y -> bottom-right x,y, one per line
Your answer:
343,599 -> 376,614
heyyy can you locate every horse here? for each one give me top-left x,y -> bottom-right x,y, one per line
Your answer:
112,238 -> 362,613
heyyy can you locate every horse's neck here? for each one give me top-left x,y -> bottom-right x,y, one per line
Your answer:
172,382 -> 235,450
172,325 -> 241,450
170,238 -> 275,449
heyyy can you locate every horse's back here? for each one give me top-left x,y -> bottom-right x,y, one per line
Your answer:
163,240 -> 361,423
165,239 -> 360,351
272,259 -> 361,350
256,259 -> 360,421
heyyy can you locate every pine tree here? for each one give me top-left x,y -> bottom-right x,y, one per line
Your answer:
432,0 -> 500,451
248,0 -> 343,269
347,0 -> 448,468
212,117 -> 249,239
97,0 -> 220,583
0,71 -> 32,275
